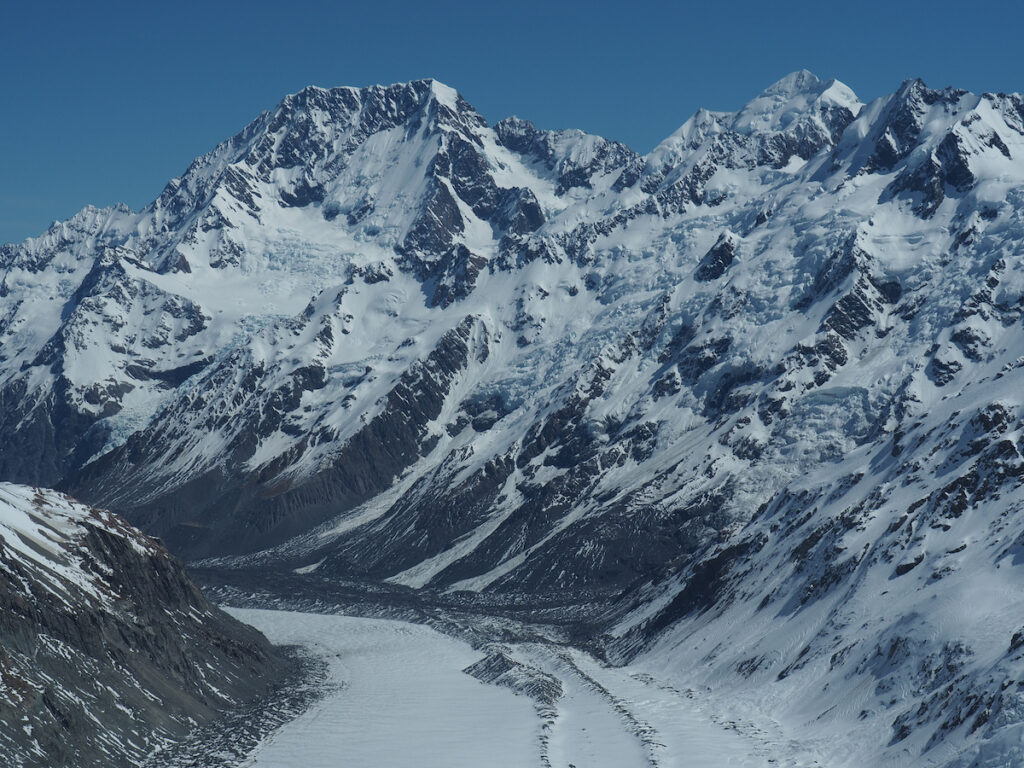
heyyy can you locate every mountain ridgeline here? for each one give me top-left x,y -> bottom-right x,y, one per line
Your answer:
3,71 -> 1024,765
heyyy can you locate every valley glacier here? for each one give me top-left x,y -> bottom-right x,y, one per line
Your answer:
216,608 -> 819,768
2,67 -> 1024,766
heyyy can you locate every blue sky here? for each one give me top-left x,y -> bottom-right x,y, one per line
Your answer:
2,0 -> 1023,244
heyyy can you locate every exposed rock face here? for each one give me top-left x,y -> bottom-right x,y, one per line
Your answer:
0,484 -> 286,767
694,231 -> 738,281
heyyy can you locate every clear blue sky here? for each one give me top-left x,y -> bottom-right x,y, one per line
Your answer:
2,0 -> 1023,244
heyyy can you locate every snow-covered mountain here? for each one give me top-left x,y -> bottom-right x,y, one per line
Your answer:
3,70 -> 1024,765
0,483 -> 287,767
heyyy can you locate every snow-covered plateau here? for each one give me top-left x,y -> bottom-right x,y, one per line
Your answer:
3,69 -> 1024,764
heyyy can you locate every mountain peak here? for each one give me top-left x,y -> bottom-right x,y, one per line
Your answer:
279,78 -> 465,114
424,78 -> 461,109
261,80 -> 470,144
649,70 -> 862,175
7,70 -> 1024,768
760,68 -> 823,97
731,70 -> 861,134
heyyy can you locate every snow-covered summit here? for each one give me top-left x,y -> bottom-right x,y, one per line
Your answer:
638,70 -> 863,196
731,69 -> 861,134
